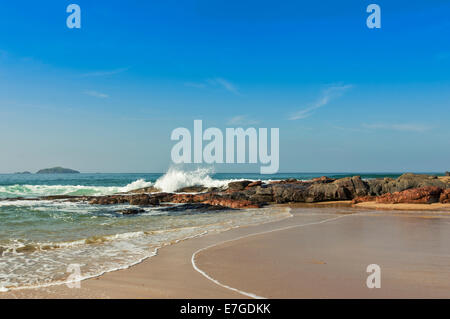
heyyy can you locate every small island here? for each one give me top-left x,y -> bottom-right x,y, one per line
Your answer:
36,167 -> 80,174
14,171 -> 32,175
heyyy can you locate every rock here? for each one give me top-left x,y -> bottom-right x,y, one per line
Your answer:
246,181 -> 263,188
305,176 -> 369,202
227,180 -> 252,191
248,186 -> 273,204
160,203 -> 231,212
36,167 -> 80,174
376,186 -> 443,204
311,176 -> 335,183
203,198 -> 260,209
269,179 -> 302,184
175,185 -> 208,193
446,171 -> 450,177
41,195 -> 79,200
352,195 -> 376,204
88,194 -> 160,206
271,184 -> 309,203
127,186 -> 160,194
367,173 -> 447,196
440,189 -> 450,203
119,208 -> 145,215
129,194 -> 160,206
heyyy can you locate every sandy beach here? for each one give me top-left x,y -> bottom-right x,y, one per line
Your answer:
2,204 -> 450,299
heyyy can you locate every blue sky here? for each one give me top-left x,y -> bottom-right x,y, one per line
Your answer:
0,0 -> 449,173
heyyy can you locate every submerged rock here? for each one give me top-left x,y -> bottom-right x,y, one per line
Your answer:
160,203 -> 231,212
119,208 -> 146,215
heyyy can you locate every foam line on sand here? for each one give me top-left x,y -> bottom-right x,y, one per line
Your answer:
191,212 -> 352,299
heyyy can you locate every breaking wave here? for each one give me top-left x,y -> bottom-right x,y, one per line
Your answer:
154,167 -> 242,193
0,179 -> 153,198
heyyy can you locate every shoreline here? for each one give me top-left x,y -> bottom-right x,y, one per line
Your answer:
0,206 -> 294,297
2,204 -> 450,298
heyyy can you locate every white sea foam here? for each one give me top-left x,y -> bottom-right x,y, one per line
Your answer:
118,179 -> 153,192
0,207 -> 292,291
0,179 -> 153,198
154,167 -> 242,193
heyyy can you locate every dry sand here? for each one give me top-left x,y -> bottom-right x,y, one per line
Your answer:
2,205 -> 450,299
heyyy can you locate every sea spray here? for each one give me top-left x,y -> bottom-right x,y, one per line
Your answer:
154,167 -> 242,193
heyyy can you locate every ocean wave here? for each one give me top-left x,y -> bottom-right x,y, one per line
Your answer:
0,179 -> 153,198
154,167 -> 243,193
0,168 -> 252,198
0,207 -> 292,291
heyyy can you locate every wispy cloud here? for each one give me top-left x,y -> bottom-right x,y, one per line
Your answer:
289,84 -> 353,120
362,123 -> 433,132
185,77 -> 240,95
208,78 -> 240,95
227,115 -> 259,126
80,67 -> 129,77
84,90 -> 109,99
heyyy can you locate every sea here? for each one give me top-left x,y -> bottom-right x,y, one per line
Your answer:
0,168 -> 430,291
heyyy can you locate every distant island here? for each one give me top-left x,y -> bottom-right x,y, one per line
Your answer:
36,167 -> 80,174
14,171 -> 32,175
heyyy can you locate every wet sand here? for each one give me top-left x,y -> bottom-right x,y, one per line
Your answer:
2,206 -> 450,299
354,202 -> 450,211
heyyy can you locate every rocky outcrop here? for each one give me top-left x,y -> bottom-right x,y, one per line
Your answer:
227,180 -> 253,191
246,181 -> 263,188
160,203 -> 231,212
366,174 -> 447,196
304,176 -> 369,202
270,183 -> 309,203
88,194 -> 161,206
5,173 -> 449,212
375,186 -> 443,204
126,186 -> 161,194
439,189 -> 450,204
269,178 -> 302,184
446,172 -> 450,177
352,195 -> 376,204
175,185 -> 208,193
311,176 -> 335,183
170,192 -> 261,209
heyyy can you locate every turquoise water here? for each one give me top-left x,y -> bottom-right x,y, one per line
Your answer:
0,172 -> 410,199
0,170 -> 439,291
